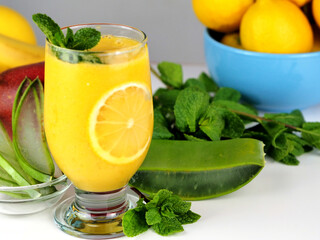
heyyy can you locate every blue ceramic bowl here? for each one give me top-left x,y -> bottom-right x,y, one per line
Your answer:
204,29 -> 320,112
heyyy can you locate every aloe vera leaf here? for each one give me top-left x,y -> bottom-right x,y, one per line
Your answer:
130,139 -> 265,200
0,152 -> 40,198
12,80 -> 52,182
12,77 -> 32,123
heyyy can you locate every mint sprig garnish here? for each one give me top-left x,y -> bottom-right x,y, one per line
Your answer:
123,189 -> 200,237
32,13 -> 101,64
32,13 -> 101,50
152,61 -> 320,165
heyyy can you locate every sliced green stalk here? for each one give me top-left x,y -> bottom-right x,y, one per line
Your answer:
0,120 -> 15,159
130,139 -> 265,200
12,77 -> 32,123
12,79 -> 53,182
0,120 -> 36,186
0,152 -> 40,198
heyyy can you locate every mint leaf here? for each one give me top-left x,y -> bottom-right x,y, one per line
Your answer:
166,195 -> 191,214
32,13 -> 65,47
153,109 -> 174,139
184,78 -> 207,91
264,110 -> 305,128
152,216 -> 184,236
32,13 -> 101,52
72,28 -> 101,50
199,106 -> 225,141
221,109 -> 245,139
123,189 -> 200,237
174,87 -> 209,133
158,62 -> 183,88
146,189 -> 173,209
65,27 -> 74,47
177,210 -> 201,225
198,72 -> 219,92
122,207 -> 149,237
214,87 -> 241,102
301,122 -> 320,149
146,207 -> 162,225
153,88 -> 180,110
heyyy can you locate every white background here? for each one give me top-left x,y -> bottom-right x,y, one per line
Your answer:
1,0 -> 205,64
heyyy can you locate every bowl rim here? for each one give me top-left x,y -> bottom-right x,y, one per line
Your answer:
204,28 -> 320,59
0,174 -> 67,192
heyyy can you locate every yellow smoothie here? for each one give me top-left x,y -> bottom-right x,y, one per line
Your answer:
44,35 -> 153,192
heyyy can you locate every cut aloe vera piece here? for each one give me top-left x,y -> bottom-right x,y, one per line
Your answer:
12,77 -> 32,123
0,120 -> 36,185
0,152 -> 40,198
130,139 -> 265,200
0,120 -> 15,160
12,79 -> 54,182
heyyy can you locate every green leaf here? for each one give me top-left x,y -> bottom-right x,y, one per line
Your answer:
198,72 -> 219,92
285,133 -> 313,156
183,78 -> 206,91
153,109 -> 174,139
72,28 -> 101,50
278,154 -> 300,166
212,100 -> 258,117
122,208 -> 149,237
146,189 -> 173,209
176,210 -> 201,225
199,106 -> 225,141
214,87 -> 241,102
166,195 -> 191,214
32,13 -> 65,47
183,133 -> 207,141
65,27 -> 74,47
153,88 -> 180,110
264,110 -> 305,128
220,109 -> 245,139
146,207 -> 162,225
174,87 -> 209,133
301,122 -> 320,149
158,62 -> 183,88
152,216 -> 184,236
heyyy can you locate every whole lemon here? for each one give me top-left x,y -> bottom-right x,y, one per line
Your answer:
240,0 -> 313,53
313,0 -> 320,28
221,33 -> 244,49
288,0 -> 311,6
192,0 -> 254,33
0,6 -> 36,45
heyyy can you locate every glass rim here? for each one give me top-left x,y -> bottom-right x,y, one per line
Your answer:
46,23 -> 148,56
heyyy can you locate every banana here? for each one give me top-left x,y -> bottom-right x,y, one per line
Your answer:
0,33 -> 44,72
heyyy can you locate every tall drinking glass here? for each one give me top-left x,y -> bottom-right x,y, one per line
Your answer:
44,24 -> 153,238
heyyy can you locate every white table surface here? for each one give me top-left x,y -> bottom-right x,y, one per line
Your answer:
1,64 -> 320,240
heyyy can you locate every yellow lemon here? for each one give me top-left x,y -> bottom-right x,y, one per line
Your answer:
0,6 -> 36,45
288,0 -> 311,6
240,0 -> 313,53
313,0 -> 320,28
192,0 -> 254,33
89,83 -> 153,165
221,33 -> 244,49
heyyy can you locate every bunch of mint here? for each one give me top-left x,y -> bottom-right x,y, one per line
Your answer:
32,13 -> 102,64
153,61 -> 320,165
123,189 -> 200,237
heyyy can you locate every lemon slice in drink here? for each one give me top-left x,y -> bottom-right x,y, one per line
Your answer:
89,83 -> 153,164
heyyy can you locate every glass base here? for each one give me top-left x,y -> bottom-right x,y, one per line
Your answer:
54,186 -> 137,239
